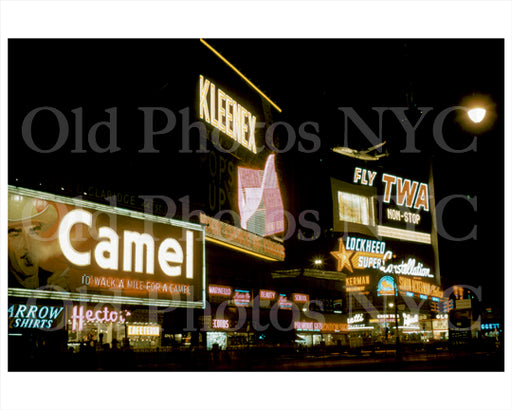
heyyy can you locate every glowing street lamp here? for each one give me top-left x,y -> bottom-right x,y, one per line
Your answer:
457,94 -> 495,132
467,107 -> 486,123
314,259 -> 323,266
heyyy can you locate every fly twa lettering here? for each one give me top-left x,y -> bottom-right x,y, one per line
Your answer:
352,167 -> 430,211
58,209 -> 195,278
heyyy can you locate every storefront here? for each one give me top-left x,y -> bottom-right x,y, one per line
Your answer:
294,318 -> 348,348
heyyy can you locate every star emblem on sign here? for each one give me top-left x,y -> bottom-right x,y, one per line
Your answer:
331,238 -> 354,273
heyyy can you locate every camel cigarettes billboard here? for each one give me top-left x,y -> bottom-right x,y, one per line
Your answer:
7,186 -> 205,308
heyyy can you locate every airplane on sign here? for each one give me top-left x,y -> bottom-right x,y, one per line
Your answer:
332,141 -> 388,161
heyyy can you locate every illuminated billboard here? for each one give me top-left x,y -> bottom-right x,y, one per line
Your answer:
7,186 -> 205,308
200,213 -> 285,261
377,275 -> 396,296
8,303 -> 65,330
199,74 -> 258,154
331,164 -> 433,240
331,234 -> 437,278
238,154 -> 285,237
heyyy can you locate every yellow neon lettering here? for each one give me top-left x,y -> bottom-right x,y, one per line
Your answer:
217,89 -> 226,132
210,83 -> 218,127
248,114 -> 256,153
198,75 -> 258,154
199,75 -> 210,122
241,107 -> 249,148
233,103 -> 242,144
225,95 -> 233,137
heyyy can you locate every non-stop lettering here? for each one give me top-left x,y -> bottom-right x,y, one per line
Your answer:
58,209 -> 194,278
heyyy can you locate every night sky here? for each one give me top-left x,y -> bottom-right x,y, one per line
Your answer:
9,39 -> 504,309
208,38 -> 505,308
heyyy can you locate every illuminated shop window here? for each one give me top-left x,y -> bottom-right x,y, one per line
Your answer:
206,332 -> 227,350
337,191 -> 374,225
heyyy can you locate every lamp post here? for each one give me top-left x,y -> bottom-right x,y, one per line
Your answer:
393,284 -> 402,360
388,273 -> 401,360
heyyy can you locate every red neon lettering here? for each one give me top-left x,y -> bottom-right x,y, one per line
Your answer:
260,290 -> 276,299
293,294 -> 308,302
382,174 -> 396,203
396,178 -> 418,208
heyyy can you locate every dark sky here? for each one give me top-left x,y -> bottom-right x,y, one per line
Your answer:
8,39 -> 504,308
210,39 -> 504,306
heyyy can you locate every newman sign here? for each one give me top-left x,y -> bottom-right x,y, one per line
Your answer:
7,187 -> 205,308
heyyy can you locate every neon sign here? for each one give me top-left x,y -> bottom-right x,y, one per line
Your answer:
8,304 -> 64,329
199,75 -> 257,154
200,213 -> 285,261
209,284 -> 232,297
260,289 -> 276,300
352,168 -> 430,211
345,236 -> 386,254
127,325 -> 160,336
71,305 -> 131,331
238,154 -> 285,237
377,275 -> 396,296
481,323 -> 500,330
353,167 -> 377,186
278,294 -> 292,310
380,258 -> 432,278
331,236 -> 390,272
382,173 -> 429,211
346,275 -> 371,293
8,188 -> 205,308
347,313 -> 364,324
294,321 -> 347,332
397,276 -> 442,298
212,319 -> 230,329
233,290 -> 251,307
59,209 -> 196,278
293,293 -> 309,303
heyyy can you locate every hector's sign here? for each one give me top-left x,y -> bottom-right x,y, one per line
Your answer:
7,187 -> 205,308
71,305 -> 131,331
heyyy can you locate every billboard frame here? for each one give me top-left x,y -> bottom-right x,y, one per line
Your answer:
7,185 -> 206,309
